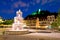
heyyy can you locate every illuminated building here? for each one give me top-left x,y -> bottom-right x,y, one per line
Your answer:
25,9 -> 57,29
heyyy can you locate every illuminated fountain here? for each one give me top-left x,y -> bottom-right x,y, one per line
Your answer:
5,10 -> 28,35
11,9 -> 26,31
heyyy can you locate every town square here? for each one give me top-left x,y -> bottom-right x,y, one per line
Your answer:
0,0 -> 60,40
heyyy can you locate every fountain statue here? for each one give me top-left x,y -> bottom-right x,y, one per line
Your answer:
12,9 -> 25,31
4,9 -> 28,35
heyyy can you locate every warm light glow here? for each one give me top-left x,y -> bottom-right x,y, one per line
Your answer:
36,18 -> 40,28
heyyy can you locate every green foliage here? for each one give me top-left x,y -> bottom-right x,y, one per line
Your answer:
32,9 -> 41,15
51,22 -> 58,29
51,10 -> 60,29
32,12 -> 36,15
0,22 -> 3,25
38,11 -> 41,14
2,19 -> 13,25
56,10 -> 60,26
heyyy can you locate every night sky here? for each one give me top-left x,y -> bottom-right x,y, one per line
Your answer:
0,0 -> 60,19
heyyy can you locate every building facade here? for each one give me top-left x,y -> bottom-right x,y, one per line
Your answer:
25,15 -> 56,29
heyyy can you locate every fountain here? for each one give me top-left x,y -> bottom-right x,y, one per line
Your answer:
4,9 -> 29,35
11,9 -> 26,31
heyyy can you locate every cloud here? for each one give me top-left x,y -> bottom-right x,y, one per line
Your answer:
30,0 -> 41,5
48,0 -> 53,2
12,1 -> 29,8
11,1 -> 30,12
36,0 -> 41,4
11,0 -> 14,2
11,0 -> 54,12
41,0 -> 54,5
2,9 -> 14,13
41,0 -> 47,5
30,2 -> 35,5
11,0 -> 53,11
30,0 -> 53,5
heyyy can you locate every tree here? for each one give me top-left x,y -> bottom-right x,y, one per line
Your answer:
51,9 -> 60,29
56,9 -> 60,26
51,21 -> 58,29
2,19 -> 13,25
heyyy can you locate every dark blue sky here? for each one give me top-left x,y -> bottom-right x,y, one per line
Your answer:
0,0 -> 60,19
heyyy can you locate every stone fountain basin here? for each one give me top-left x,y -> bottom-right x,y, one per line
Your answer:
4,29 -> 29,35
